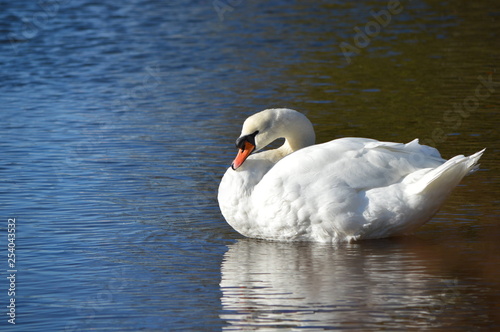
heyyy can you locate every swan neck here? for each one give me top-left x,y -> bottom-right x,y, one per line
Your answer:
279,125 -> 315,155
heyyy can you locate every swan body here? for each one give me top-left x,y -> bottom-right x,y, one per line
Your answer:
218,108 -> 484,243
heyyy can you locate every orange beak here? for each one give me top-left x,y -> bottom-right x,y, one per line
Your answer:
231,141 -> 255,170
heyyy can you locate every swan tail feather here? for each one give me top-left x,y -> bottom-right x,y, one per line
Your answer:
406,148 -> 485,195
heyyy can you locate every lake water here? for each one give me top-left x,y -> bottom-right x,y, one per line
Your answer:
1,0 -> 499,330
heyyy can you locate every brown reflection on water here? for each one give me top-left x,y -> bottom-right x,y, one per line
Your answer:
220,233 -> 500,330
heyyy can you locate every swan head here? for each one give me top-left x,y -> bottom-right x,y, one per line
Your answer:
231,108 -> 315,170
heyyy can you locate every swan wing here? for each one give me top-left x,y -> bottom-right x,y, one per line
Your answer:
259,137 -> 445,192
249,138 -> 447,240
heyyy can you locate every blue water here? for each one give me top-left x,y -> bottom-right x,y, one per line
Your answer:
1,1 -> 499,331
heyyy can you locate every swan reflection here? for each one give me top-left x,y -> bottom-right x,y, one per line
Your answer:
220,238 -> 479,330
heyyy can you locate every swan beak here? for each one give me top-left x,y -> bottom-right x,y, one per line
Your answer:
231,141 -> 255,170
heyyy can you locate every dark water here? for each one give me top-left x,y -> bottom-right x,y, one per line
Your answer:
1,0 -> 499,330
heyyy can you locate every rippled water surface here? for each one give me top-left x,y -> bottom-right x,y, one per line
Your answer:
1,0 -> 499,330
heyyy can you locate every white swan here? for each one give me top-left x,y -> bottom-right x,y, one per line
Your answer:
218,108 -> 485,243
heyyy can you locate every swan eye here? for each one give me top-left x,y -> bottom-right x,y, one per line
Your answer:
235,130 -> 259,149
